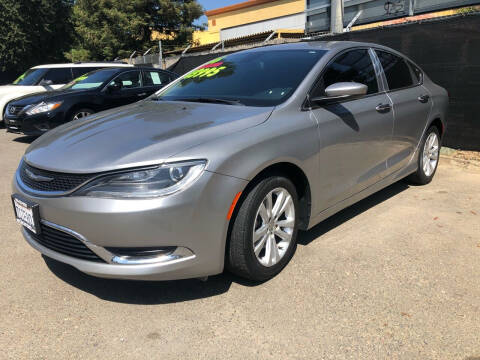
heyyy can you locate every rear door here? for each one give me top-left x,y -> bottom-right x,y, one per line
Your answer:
103,70 -> 143,109
310,48 -> 395,209
141,70 -> 173,96
374,50 -> 432,172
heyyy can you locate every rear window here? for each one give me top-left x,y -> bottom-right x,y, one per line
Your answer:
375,50 -> 414,90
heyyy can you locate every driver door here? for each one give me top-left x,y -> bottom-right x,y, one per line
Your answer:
103,70 -> 143,110
309,48 -> 396,210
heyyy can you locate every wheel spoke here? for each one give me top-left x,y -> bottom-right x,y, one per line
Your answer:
258,203 -> 269,224
274,228 -> 292,241
271,191 -> 285,218
274,193 -> 292,220
253,225 -> 267,242
276,217 -> 294,228
268,235 -> 279,265
254,233 -> 268,256
265,192 -> 273,218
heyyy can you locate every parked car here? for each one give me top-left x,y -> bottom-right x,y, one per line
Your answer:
11,41 -> 448,282
0,62 -> 133,125
4,67 -> 178,136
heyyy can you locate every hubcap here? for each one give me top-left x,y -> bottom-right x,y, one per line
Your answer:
252,187 -> 295,267
422,132 -> 439,177
73,111 -> 91,121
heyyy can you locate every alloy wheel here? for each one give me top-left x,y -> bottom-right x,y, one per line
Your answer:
422,132 -> 439,177
252,187 -> 295,267
72,111 -> 91,121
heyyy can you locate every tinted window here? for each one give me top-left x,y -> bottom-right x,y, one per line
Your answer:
376,51 -> 414,90
12,68 -> 48,85
143,71 -> 171,86
42,68 -> 73,85
312,49 -> 378,97
157,50 -> 327,107
72,67 -> 100,78
408,61 -> 423,84
63,69 -> 118,90
109,70 -> 142,89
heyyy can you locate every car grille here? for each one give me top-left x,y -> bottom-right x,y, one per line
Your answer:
7,105 -> 26,116
27,223 -> 106,263
19,161 -> 94,193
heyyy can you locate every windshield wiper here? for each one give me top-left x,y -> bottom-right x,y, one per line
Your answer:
173,97 -> 244,106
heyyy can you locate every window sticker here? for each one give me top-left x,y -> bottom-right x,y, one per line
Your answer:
184,57 -> 227,79
13,72 -> 27,84
150,72 -> 161,84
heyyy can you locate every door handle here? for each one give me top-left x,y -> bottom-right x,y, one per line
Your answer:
375,103 -> 391,113
418,94 -> 430,103
137,93 -> 147,97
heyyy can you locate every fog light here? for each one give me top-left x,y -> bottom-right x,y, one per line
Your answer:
107,246 -> 194,265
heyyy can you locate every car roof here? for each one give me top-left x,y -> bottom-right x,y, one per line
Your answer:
31,63 -> 133,69
239,40 -> 401,55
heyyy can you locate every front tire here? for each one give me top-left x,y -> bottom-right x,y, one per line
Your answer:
227,176 -> 299,281
406,125 -> 441,185
69,108 -> 94,122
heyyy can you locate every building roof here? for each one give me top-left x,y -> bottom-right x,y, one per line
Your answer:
205,0 -> 281,17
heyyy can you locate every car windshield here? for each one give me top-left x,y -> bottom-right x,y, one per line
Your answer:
12,68 -> 48,85
62,69 -> 118,90
155,49 -> 327,106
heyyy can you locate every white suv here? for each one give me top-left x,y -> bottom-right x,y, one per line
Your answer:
0,62 -> 133,122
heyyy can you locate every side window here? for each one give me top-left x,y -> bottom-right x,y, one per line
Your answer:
110,71 -> 142,89
72,67 -> 99,78
42,68 -> 73,84
375,50 -> 414,90
311,49 -> 379,97
407,61 -> 423,84
143,71 -> 171,86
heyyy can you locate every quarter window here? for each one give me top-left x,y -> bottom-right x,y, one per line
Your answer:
408,61 -> 423,84
375,50 -> 414,90
143,71 -> 171,86
312,49 -> 379,97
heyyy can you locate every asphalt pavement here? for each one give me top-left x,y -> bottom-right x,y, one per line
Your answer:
1,131 -> 479,359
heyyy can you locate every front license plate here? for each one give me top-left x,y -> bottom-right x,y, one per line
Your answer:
12,195 -> 41,234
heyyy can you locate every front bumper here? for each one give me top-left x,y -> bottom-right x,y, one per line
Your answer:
5,111 -> 65,136
13,170 -> 247,281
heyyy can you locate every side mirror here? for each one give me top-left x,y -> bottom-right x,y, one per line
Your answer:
310,82 -> 368,105
39,79 -> 53,86
107,82 -> 122,92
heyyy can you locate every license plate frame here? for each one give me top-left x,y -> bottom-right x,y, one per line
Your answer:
12,194 -> 41,234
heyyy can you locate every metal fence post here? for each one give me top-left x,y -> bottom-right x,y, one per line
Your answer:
330,0 -> 344,34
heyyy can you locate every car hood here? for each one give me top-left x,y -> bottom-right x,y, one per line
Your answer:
10,89 -> 93,106
24,100 -> 274,173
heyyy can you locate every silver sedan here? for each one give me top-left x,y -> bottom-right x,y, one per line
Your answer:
12,41 -> 448,282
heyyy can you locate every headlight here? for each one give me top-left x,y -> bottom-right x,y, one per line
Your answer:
74,160 -> 207,199
25,101 -> 62,115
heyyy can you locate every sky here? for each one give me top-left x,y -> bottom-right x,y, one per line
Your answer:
195,0 -> 241,26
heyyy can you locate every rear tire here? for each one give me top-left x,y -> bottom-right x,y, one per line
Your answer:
406,125 -> 441,185
227,176 -> 299,281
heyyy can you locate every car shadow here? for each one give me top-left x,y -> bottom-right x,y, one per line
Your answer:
43,180 -> 409,304
12,135 -> 37,144
298,181 -> 409,246
43,255 -> 260,305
